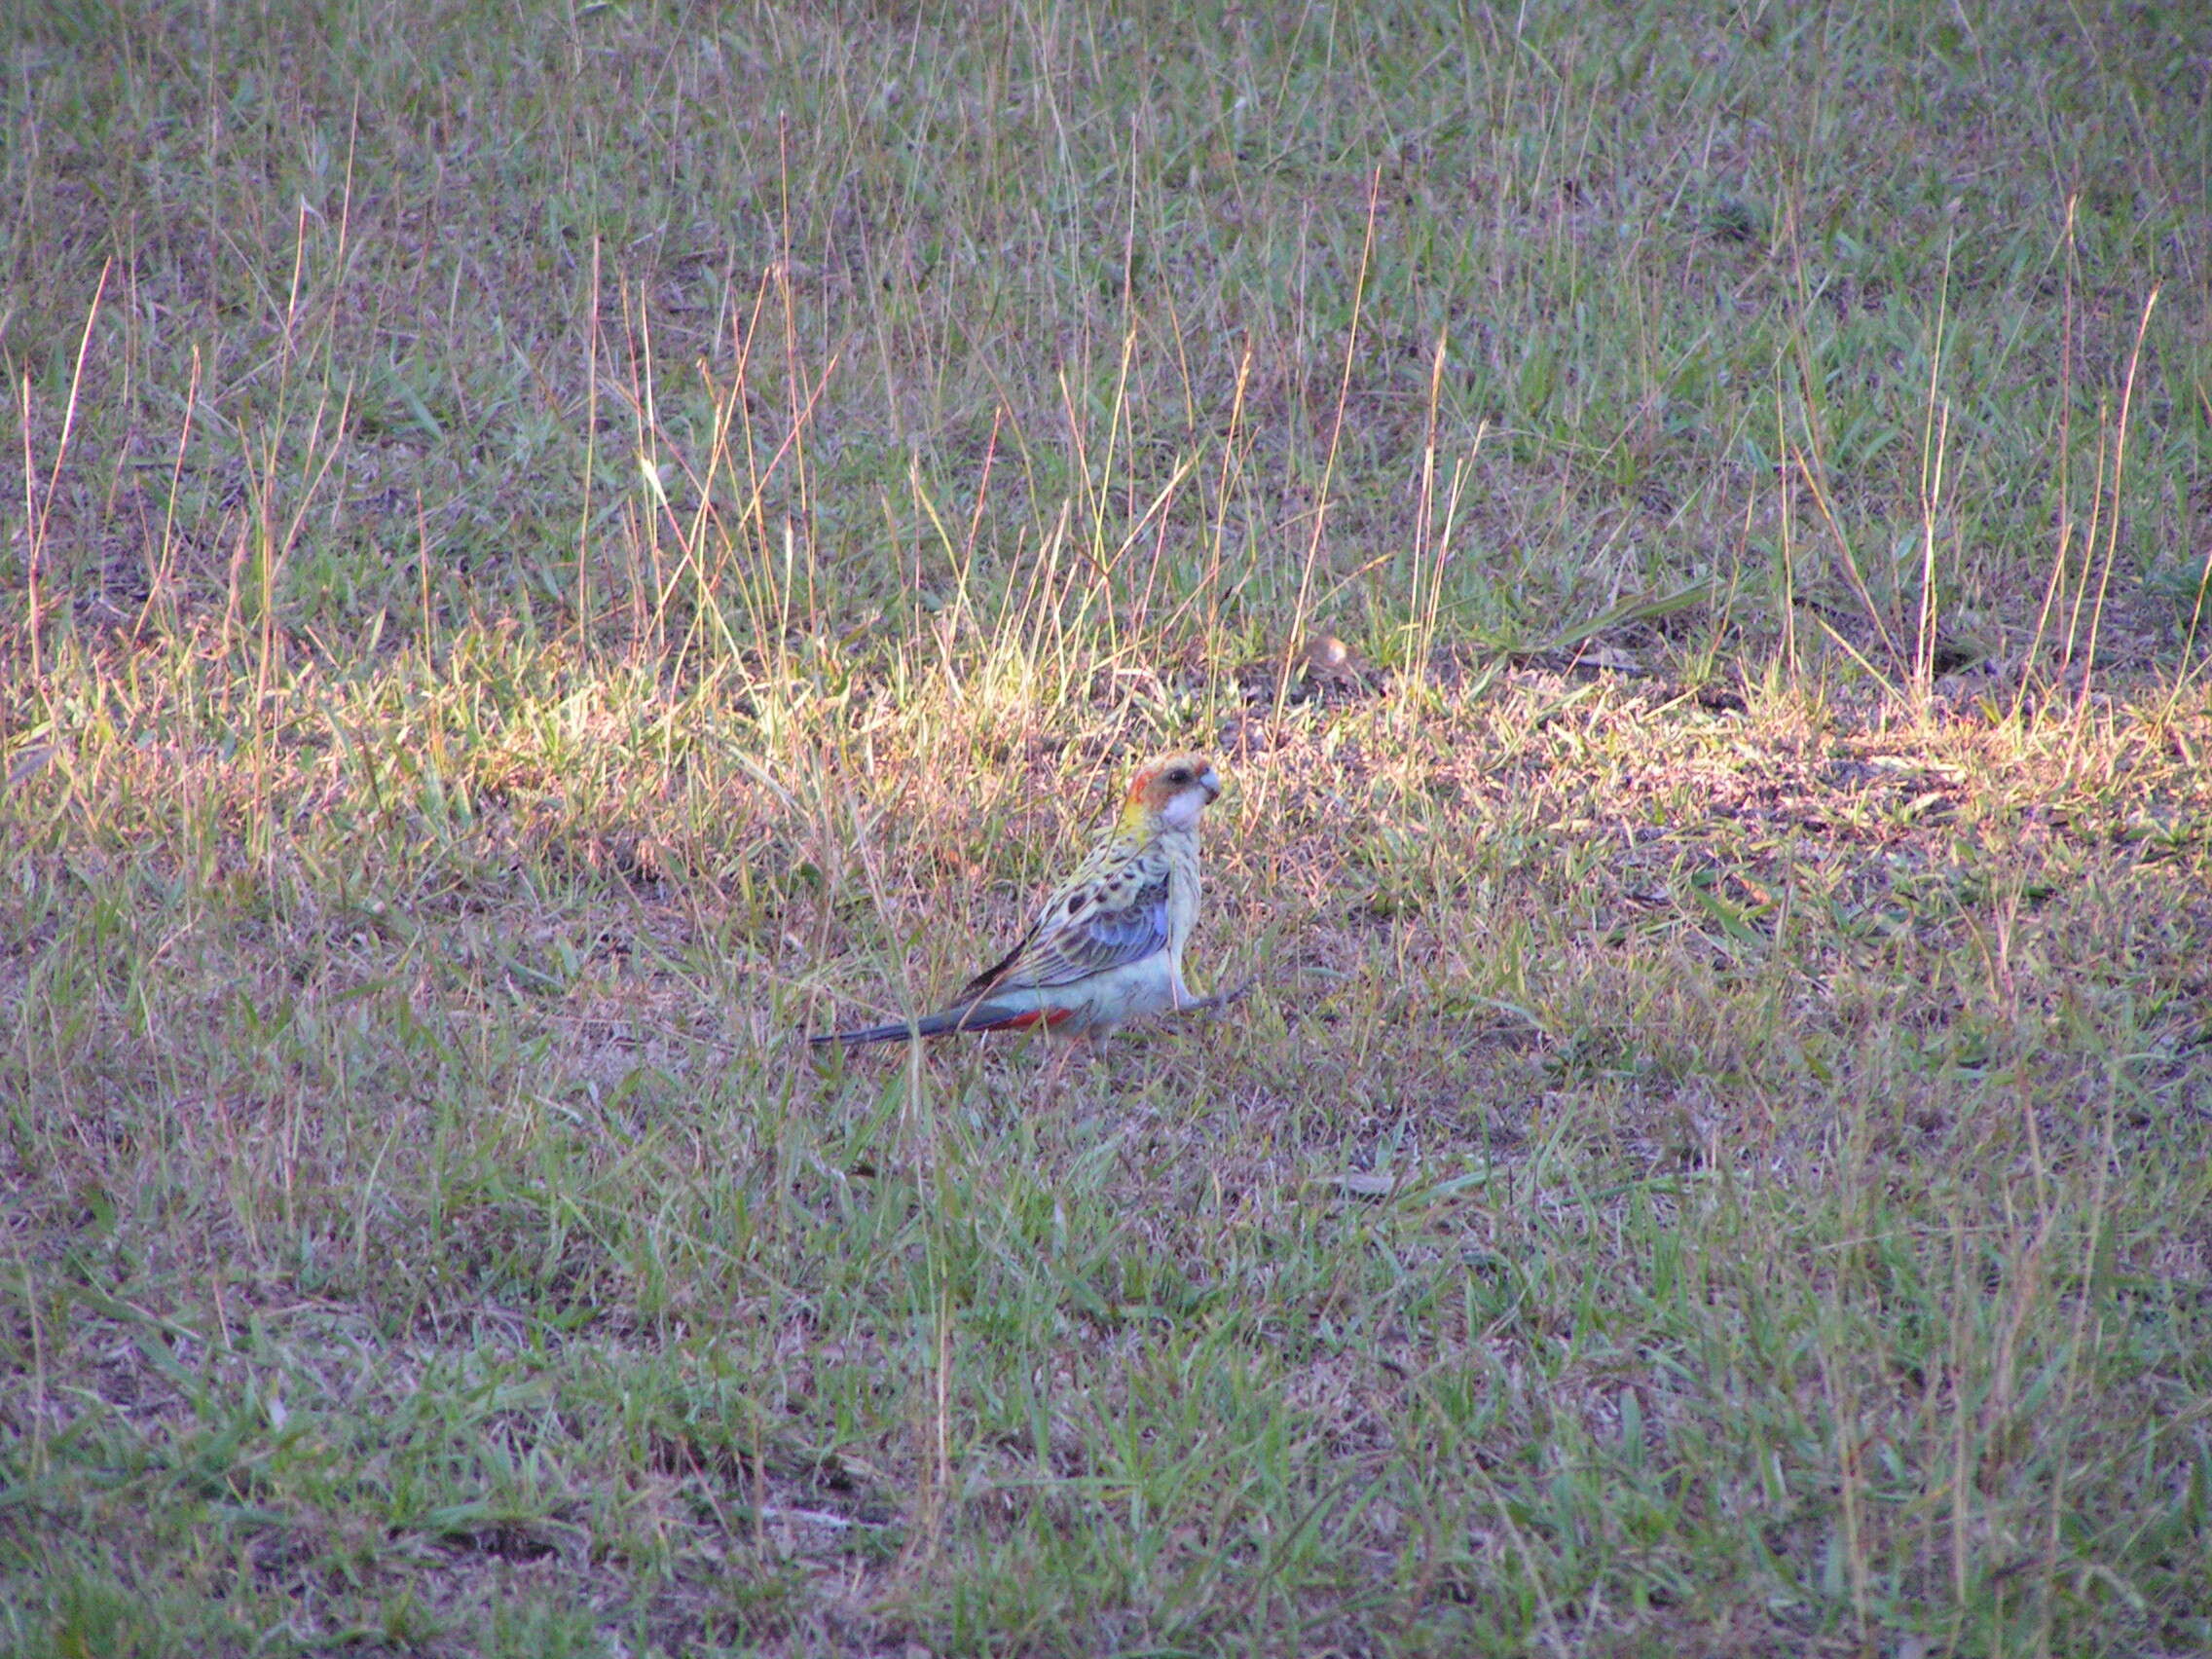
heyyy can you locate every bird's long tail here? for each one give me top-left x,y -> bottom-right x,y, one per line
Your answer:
808,1000 -> 1066,1046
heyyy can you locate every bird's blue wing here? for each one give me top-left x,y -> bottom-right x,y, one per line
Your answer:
958,864 -> 1172,996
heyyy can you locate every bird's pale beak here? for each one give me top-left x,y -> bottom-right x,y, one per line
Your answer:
1198,767 -> 1222,801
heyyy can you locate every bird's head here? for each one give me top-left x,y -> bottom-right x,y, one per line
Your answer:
1123,753 -> 1223,832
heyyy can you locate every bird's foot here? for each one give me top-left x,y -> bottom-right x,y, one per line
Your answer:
1177,977 -> 1257,1017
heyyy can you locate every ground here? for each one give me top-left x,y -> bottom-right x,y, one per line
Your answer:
4,1 -> 2210,1654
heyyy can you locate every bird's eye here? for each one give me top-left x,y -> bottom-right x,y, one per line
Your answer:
1165,767 -> 1189,785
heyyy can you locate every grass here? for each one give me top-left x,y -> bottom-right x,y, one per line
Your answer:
4,0 -> 2210,1652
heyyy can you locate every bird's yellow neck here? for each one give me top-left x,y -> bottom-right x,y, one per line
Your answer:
1115,797 -> 1158,838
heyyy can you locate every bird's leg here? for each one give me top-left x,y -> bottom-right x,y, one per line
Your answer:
1175,976 -> 1258,1018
